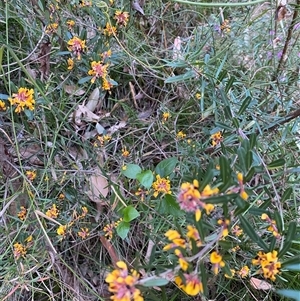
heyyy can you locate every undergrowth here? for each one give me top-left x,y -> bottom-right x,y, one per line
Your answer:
0,0 -> 300,300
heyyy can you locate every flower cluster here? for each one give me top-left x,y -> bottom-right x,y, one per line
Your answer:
114,10 -> 130,27
13,235 -> 33,260
162,112 -> 171,123
220,19 -> 231,33
152,175 -> 171,197
103,218 -> 122,240
17,206 -> 27,221
211,131 -> 223,147
261,213 -> 281,238
105,261 -> 143,301
46,22 -> 58,34
94,134 -> 111,147
9,87 -> 35,113
177,131 -> 186,139
67,36 -> 86,60
177,179 -> 217,221
46,204 -> 59,219
163,227 -> 204,296
252,250 -> 281,281
56,206 -> 88,238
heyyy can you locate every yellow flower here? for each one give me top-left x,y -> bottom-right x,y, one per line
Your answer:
231,225 -> 243,237
237,172 -> 243,182
238,265 -> 249,278
88,61 -> 109,83
162,112 -> 171,123
105,261 -> 143,301
103,22 -> 117,36
67,58 -> 74,70
45,23 -> 58,34
13,242 -> 27,259
177,131 -> 186,139
240,190 -> 249,200
67,36 -> 86,60
58,193 -> 65,200
26,170 -> 36,181
9,87 -> 35,113
17,206 -> 27,221
175,274 -> 203,296
210,251 -> 225,275
0,100 -> 7,110
66,19 -> 75,29
78,227 -> 90,239
101,49 -> 112,60
211,131 -> 223,147
217,218 -> 230,237
46,204 -> 59,219
163,229 -> 186,251
114,10 -> 130,27
186,225 -> 201,246
57,224 -> 67,236
152,174 -> 171,197
195,93 -> 201,99
102,78 -> 113,90
135,188 -> 148,201
175,249 -> 189,271
225,269 -> 235,278
122,147 -> 130,157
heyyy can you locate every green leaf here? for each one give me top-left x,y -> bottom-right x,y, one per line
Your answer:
199,168 -> 214,191
284,263 -> 300,271
122,205 -> 140,222
249,133 -> 257,149
225,76 -> 235,93
203,194 -> 236,204
121,164 -> 142,179
215,122 -> 233,131
155,157 -> 178,177
239,215 -> 268,251
244,166 -> 255,183
136,170 -> 154,189
156,194 -> 184,217
165,70 -> 196,83
78,76 -> 92,84
281,187 -> 293,202
267,158 -> 285,169
142,278 -> 169,287
279,221 -> 296,257
273,211 -> 283,233
219,156 -> 231,184
238,96 -> 251,115
276,289 -> 300,301
116,221 -> 130,239
237,147 -> 247,172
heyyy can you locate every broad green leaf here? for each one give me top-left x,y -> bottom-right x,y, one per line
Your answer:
239,215 -> 268,251
136,170 -> 154,189
155,157 -> 178,177
238,96 -> 251,115
122,205 -> 140,222
116,221 -> 130,239
121,164 -> 142,179
78,76 -> 92,84
156,194 -> 184,217
267,158 -> 285,169
276,289 -> 300,301
142,278 -> 169,287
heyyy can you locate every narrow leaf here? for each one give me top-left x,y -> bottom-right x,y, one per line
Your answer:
276,289 -> 300,301
238,96 -> 252,115
267,158 -> 285,169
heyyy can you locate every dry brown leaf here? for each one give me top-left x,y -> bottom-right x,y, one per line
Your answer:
250,277 -> 273,290
107,120 -> 127,135
74,104 -> 101,125
86,167 -> 109,202
86,87 -> 100,111
64,85 -> 86,96
132,0 -> 145,15
39,41 -> 51,81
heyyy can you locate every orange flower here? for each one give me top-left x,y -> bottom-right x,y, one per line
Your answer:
114,10 -> 129,27
67,37 -> 86,60
9,87 -> 35,113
